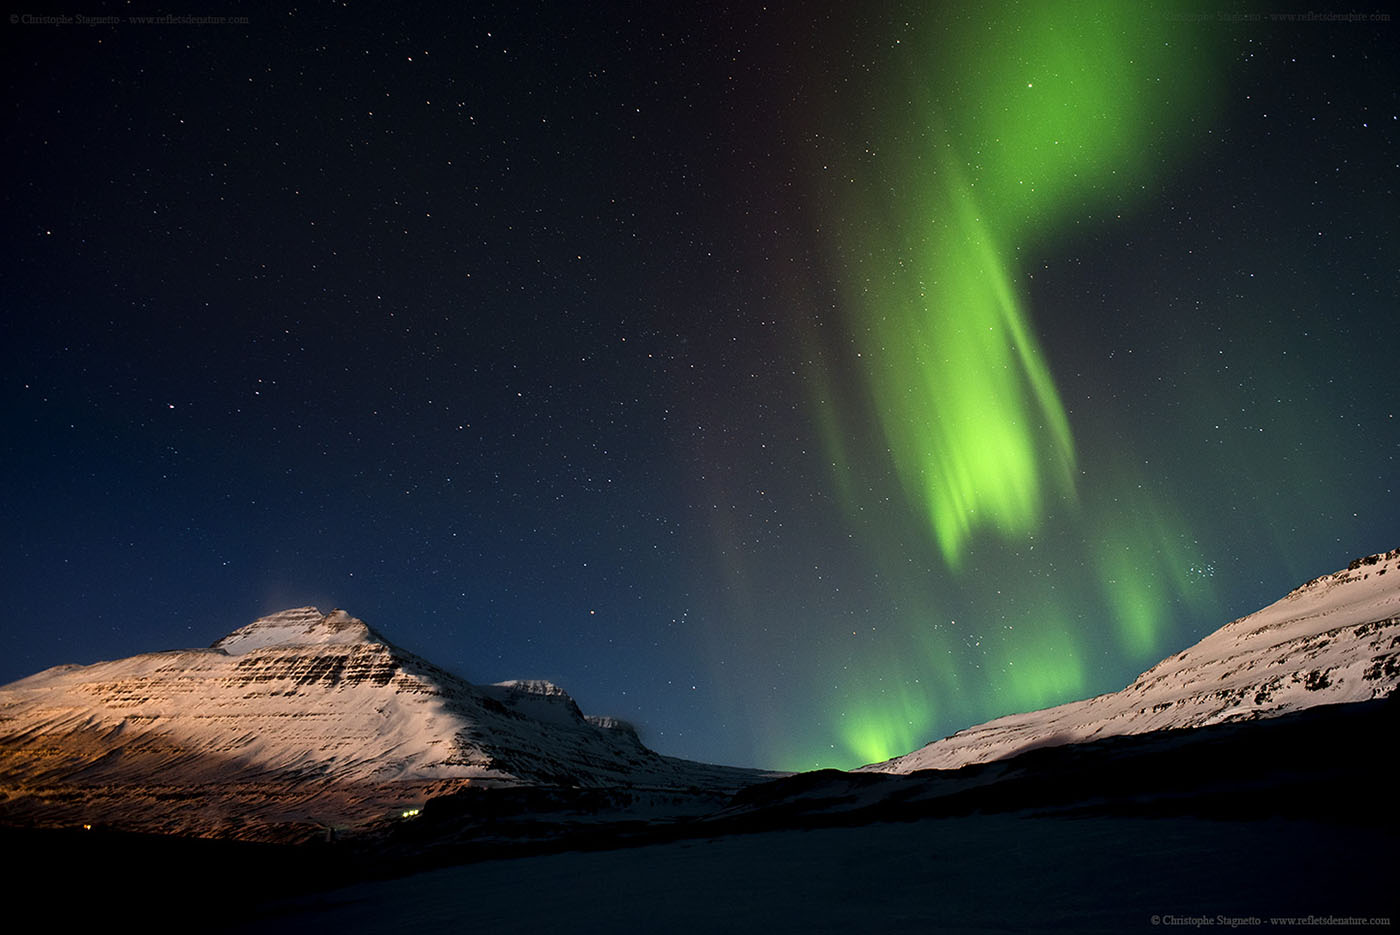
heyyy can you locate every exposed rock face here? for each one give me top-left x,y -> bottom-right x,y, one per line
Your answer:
0,608 -> 770,840
866,548 -> 1400,774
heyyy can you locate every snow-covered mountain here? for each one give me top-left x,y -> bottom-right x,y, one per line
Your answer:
0,607 -> 769,838
865,548 -> 1400,774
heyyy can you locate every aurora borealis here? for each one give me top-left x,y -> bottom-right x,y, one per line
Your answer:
3,2 -> 1396,771
796,2 -> 1237,762
815,0 -> 1227,566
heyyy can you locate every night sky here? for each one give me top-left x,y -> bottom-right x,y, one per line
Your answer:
3,1 -> 1395,771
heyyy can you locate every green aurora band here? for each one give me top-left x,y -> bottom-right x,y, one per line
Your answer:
799,2 -> 1230,766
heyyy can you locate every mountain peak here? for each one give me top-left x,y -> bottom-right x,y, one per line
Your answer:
212,606 -> 377,656
0,606 -> 774,840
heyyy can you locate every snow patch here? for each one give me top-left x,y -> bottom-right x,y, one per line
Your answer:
213,607 -> 375,655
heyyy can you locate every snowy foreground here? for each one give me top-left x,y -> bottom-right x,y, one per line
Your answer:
235,814 -> 1391,935
14,692 -> 1392,935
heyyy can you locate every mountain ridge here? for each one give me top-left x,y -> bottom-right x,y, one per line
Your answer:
0,606 -> 773,840
3,548 -> 1396,842
863,547 -> 1400,773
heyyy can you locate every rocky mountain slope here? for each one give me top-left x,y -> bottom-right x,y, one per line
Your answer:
865,548 -> 1400,773
0,607 -> 770,839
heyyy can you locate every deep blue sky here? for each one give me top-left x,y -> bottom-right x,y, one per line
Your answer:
3,1 -> 1395,770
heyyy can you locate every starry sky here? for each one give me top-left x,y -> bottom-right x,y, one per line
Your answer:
3,1 -> 1395,771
